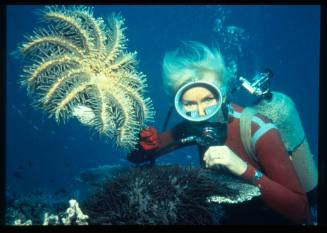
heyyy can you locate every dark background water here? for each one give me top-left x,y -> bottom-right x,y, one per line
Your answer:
6,5 -> 320,195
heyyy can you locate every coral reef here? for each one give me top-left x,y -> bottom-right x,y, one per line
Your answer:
16,5 -> 154,152
6,187 -> 88,225
43,212 -> 60,225
5,189 -> 69,225
6,166 -> 261,225
75,164 -> 125,186
79,165 -> 261,225
61,199 -> 89,225
14,219 -> 33,226
204,170 -> 261,204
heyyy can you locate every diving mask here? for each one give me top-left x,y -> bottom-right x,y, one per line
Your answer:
174,81 -> 224,122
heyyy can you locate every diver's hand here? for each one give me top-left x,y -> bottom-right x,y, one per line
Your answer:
203,145 -> 248,176
139,127 -> 160,151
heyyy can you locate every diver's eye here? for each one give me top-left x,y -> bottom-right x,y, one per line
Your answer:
183,102 -> 197,112
203,97 -> 216,104
183,102 -> 196,107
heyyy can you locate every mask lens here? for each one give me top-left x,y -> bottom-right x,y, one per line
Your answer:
204,104 -> 218,115
175,81 -> 223,122
185,110 -> 200,118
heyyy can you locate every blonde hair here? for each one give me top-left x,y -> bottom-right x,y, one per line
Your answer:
162,41 -> 229,96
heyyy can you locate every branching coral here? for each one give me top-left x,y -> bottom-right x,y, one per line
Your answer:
9,198 -> 88,225
80,165 -> 261,225
61,199 -> 89,225
16,5 -> 155,152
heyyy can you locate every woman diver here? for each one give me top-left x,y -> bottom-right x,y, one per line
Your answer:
127,41 -> 316,225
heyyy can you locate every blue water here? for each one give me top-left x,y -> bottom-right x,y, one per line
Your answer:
6,5 -> 320,199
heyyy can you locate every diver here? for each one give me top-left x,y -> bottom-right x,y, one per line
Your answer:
127,41 -> 315,225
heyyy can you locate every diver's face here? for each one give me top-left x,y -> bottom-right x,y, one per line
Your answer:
182,86 -> 218,117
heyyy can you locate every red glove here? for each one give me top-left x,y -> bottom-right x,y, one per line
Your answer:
139,127 -> 160,151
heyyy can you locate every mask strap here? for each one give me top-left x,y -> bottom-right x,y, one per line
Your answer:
213,102 -> 229,124
221,103 -> 229,123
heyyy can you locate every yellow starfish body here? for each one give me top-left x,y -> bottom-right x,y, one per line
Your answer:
17,5 -> 155,152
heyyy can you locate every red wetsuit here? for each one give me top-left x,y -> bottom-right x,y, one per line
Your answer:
127,102 -> 310,224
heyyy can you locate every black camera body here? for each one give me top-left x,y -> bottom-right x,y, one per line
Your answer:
181,121 -> 227,147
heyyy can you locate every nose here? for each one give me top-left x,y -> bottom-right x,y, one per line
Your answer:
198,104 -> 206,116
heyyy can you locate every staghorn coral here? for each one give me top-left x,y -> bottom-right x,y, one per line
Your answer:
79,165 -> 261,225
16,5 -> 154,152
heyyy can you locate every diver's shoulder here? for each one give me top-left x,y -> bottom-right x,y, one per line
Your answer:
253,113 -> 272,124
229,102 -> 272,124
229,102 -> 243,113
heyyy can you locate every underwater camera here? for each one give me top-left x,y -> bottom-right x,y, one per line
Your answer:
238,68 -> 273,99
180,121 -> 227,147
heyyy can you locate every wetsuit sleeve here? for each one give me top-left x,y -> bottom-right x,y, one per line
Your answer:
241,128 -> 310,224
127,121 -> 191,164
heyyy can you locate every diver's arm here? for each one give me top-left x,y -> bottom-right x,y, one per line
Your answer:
127,121 -> 191,164
241,128 -> 310,224
127,129 -> 176,164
